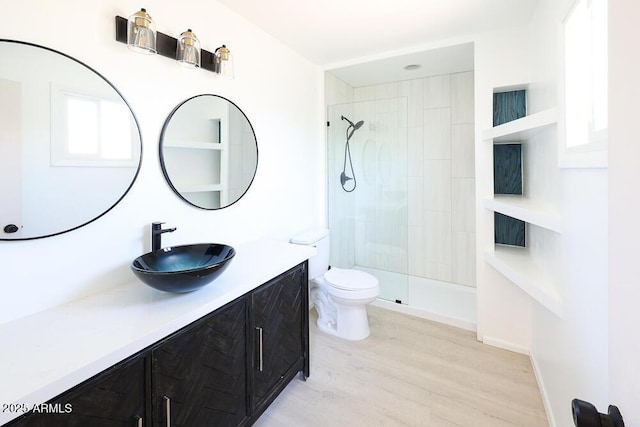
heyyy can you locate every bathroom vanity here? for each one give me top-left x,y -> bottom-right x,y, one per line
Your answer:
0,240 -> 314,427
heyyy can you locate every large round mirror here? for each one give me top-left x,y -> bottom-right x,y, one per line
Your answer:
160,95 -> 258,210
0,40 -> 142,240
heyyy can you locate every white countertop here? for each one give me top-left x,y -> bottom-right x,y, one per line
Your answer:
0,239 -> 315,425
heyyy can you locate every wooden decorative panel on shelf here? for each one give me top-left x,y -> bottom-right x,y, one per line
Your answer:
493,89 -> 527,127
493,143 -> 522,195
494,212 -> 525,247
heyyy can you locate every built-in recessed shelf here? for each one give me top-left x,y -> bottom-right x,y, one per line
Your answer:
483,107 -> 558,142
164,141 -> 225,150
484,245 -> 563,317
484,196 -> 562,233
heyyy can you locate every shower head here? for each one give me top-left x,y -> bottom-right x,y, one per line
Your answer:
342,116 -> 365,140
341,116 -> 364,130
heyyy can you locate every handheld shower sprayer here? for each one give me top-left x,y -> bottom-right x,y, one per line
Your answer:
340,116 -> 364,192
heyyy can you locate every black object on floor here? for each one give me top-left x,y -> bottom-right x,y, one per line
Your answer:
572,398 -> 624,427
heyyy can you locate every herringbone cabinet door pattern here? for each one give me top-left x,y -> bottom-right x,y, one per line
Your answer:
152,298 -> 248,427
8,357 -> 145,427
251,268 -> 304,408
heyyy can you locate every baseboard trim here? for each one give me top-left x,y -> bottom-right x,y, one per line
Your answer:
481,335 -> 529,355
530,349 -> 556,427
371,299 -> 476,332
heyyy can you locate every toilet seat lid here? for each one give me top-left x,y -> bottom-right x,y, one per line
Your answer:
324,268 -> 378,290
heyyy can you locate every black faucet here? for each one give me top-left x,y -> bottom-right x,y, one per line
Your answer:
151,222 -> 176,251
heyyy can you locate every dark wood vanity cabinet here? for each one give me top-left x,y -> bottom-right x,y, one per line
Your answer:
5,262 -> 308,427
152,298 -> 249,427
7,356 -> 145,427
250,265 -> 309,416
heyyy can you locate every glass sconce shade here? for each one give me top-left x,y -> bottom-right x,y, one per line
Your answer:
177,29 -> 201,68
214,45 -> 234,79
127,8 -> 157,54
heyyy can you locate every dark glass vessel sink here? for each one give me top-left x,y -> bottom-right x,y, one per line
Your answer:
131,244 -> 235,293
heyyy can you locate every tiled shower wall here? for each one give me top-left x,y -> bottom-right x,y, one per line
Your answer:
327,71 -> 476,287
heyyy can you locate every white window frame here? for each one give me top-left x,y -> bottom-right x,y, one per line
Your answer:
558,0 -> 608,168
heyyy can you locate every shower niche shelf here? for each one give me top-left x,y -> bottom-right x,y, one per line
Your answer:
483,98 -> 562,316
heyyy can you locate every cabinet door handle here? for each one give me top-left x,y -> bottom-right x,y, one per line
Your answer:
164,396 -> 171,427
256,326 -> 264,372
135,416 -> 143,427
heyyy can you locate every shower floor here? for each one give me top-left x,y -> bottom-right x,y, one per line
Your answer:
354,266 -> 477,331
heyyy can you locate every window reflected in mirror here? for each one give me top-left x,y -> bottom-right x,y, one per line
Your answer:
0,40 -> 142,240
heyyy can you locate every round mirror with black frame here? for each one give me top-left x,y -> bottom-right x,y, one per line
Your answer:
0,40 -> 143,240
159,94 -> 258,210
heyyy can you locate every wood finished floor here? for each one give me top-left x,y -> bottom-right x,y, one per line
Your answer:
255,306 -> 548,426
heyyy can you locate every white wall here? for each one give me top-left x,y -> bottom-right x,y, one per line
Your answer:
609,0 -> 640,424
325,72 -> 355,107
474,24 -> 534,353
527,2 -> 609,426
476,1 -> 611,426
0,0 -> 324,324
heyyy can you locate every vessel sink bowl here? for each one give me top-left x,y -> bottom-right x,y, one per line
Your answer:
131,243 -> 235,293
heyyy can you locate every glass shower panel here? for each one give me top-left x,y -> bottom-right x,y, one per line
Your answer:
327,98 -> 409,304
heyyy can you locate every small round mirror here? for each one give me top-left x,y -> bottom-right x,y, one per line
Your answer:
159,95 -> 258,210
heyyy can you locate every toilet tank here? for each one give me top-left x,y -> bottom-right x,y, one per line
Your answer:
290,228 -> 329,280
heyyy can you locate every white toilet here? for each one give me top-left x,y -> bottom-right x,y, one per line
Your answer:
291,228 -> 379,340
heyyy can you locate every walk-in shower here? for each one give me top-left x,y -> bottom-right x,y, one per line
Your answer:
326,71 -> 477,329
328,98 -> 411,304
339,115 -> 364,192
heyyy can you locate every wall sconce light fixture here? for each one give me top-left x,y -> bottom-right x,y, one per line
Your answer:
115,10 -> 234,78
177,29 -> 201,68
214,45 -> 234,79
127,8 -> 156,54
